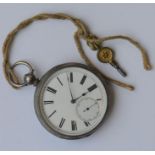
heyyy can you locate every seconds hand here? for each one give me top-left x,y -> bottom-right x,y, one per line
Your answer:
83,101 -> 98,112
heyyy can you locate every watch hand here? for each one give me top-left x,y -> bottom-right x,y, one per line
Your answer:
72,91 -> 89,103
66,74 -> 74,102
83,101 -> 98,112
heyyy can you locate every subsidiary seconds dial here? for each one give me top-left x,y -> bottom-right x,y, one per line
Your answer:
34,63 -> 108,139
76,98 -> 100,122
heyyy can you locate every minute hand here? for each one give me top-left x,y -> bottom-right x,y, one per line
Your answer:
67,74 -> 74,101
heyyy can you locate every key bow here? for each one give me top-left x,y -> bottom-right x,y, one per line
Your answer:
97,47 -> 113,63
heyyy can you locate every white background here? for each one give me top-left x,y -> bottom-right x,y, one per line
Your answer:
0,3 -> 155,151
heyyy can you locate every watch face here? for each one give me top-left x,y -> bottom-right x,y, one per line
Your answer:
34,63 -> 108,139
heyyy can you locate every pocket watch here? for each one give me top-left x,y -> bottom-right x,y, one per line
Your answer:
34,63 -> 108,139
2,13 -> 151,140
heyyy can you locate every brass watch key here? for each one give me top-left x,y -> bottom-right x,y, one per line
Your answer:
97,47 -> 127,77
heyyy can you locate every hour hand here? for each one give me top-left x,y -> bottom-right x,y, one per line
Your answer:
72,91 -> 89,103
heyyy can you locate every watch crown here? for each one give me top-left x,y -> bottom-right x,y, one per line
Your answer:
24,72 -> 39,86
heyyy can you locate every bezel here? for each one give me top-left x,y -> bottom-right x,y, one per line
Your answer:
34,63 -> 109,139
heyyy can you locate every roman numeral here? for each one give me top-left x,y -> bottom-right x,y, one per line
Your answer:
71,120 -> 77,131
47,87 -> 57,94
57,77 -> 63,86
88,84 -> 97,92
84,121 -> 91,127
97,98 -> 102,101
80,75 -> 87,85
59,118 -> 66,128
48,110 -> 56,118
70,72 -> 73,83
44,101 -> 54,104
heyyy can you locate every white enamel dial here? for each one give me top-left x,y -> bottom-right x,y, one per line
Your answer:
35,64 -> 108,139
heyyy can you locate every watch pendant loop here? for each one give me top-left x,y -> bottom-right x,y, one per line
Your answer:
8,61 -> 39,88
